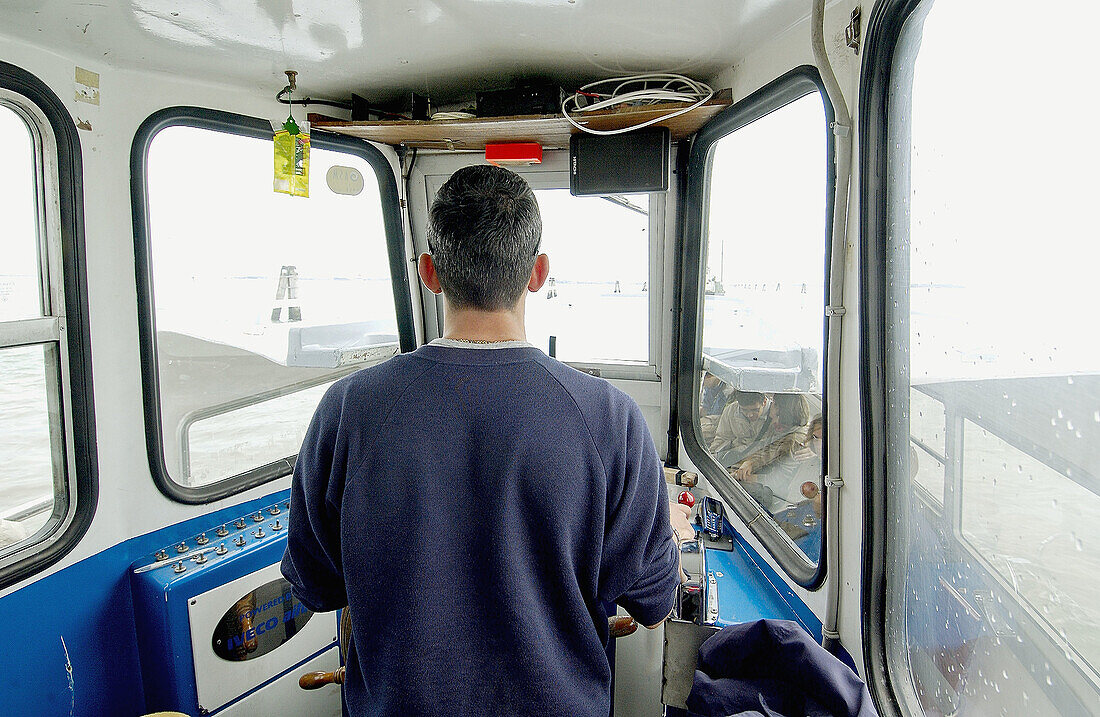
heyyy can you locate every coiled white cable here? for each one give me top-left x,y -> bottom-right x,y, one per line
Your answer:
561,73 -> 715,136
429,111 -> 476,121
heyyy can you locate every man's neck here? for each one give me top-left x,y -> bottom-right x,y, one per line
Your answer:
443,303 -> 527,343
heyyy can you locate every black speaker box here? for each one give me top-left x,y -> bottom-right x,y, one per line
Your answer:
569,126 -> 670,196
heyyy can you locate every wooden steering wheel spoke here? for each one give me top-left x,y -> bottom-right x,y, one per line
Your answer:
299,665 -> 346,690
608,615 -> 638,638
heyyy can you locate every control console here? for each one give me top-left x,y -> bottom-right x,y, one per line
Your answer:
132,498 -> 291,579
130,494 -> 340,716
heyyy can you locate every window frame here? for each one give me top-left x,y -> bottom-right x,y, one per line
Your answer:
0,61 -> 97,591
860,3 -> 935,712
418,150 -> 666,382
677,65 -> 836,589
131,107 -> 414,504
861,2 -> 1100,714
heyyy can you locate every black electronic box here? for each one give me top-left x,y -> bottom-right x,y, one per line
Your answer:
352,92 -> 429,121
476,81 -> 563,118
569,126 -> 670,196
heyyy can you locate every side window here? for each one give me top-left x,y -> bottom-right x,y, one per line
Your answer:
137,116 -> 406,500
873,2 -> 1100,714
525,189 -> 651,365
682,71 -> 832,584
0,69 -> 95,586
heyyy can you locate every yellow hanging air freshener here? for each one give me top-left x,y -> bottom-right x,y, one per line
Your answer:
274,115 -> 309,197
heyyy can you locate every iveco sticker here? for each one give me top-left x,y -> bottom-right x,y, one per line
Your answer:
211,577 -> 312,661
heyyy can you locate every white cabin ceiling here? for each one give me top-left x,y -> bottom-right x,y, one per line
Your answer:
1,0 -> 812,105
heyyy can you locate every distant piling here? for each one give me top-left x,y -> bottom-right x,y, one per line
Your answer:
271,265 -> 302,322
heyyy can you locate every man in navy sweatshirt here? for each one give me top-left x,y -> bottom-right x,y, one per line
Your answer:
282,164 -> 691,716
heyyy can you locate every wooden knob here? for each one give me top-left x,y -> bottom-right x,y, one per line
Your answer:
608,615 -> 638,638
299,666 -> 345,690
663,466 -> 697,488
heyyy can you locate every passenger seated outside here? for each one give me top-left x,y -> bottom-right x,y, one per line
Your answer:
735,414 -> 823,515
698,371 -> 730,445
710,390 -> 770,465
725,394 -> 808,509
778,415 -> 824,517
282,164 -> 692,717
731,393 -> 812,482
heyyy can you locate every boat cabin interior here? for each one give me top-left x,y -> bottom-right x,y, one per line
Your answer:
1,0 -> 1099,715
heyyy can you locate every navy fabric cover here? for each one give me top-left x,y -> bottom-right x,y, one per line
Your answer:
687,620 -> 878,717
281,344 -> 680,717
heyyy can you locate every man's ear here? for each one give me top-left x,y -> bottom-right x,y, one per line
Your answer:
527,253 -> 550,292
418,253 -> 443,294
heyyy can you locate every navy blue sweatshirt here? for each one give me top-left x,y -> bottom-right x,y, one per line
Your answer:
281,343 -> 679,716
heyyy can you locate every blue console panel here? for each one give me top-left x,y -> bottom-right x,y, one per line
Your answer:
700,522 -> 822,640
130,494 -> 337,715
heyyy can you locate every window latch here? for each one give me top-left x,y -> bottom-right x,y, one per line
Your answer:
845,6 -> 862,53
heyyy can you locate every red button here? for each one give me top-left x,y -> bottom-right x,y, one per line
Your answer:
678,490 -> 695,508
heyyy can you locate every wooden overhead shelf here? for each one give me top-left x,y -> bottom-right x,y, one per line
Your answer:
310,89 -> 732,151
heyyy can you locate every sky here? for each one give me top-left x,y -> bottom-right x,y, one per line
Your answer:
147,125 -> 392,284
708,92 -> 827,288
0,106 -> 41,322
704,92 -> 827,360
5,3 -> 1100,378
148,126 -> 657,361
904,0 -> 1100,381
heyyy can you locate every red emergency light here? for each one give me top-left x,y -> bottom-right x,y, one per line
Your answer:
485,142 -> 543,166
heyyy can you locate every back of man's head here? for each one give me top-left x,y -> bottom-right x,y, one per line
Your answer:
427,165 -> 543,311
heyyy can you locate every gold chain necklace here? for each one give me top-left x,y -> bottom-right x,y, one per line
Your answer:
448,337 -> 519,344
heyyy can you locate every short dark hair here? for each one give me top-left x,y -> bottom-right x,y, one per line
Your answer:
426,165 -> 542,310
733,391 -> 767,407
